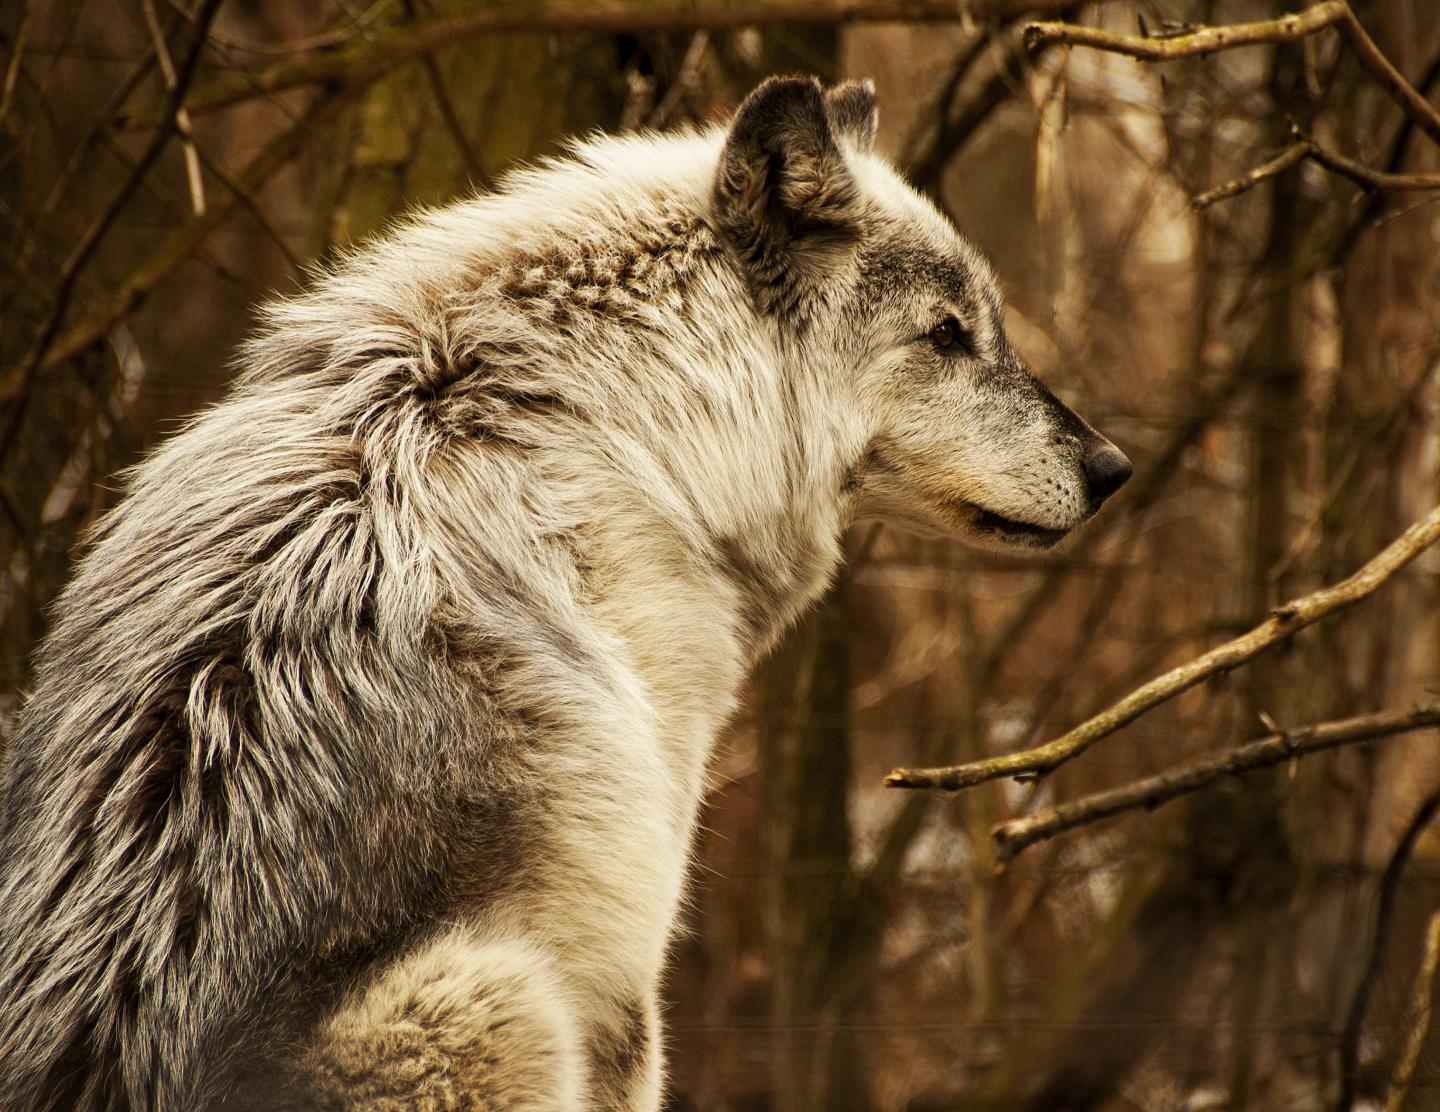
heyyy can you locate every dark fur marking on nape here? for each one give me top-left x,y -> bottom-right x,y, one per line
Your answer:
498,218 -> 722,318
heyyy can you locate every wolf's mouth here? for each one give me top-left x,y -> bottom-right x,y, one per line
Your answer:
973,508 -> 1069,548
926,486 -> 1072,549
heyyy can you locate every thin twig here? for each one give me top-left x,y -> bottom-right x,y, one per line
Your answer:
909,22 -> 1037,191
885,503 -> 1440,790
161,0 -> 397,58
399,0 -> 489,191
1192,136 -> 1440,211
0,3 -> 31,130
1338,793 -> 1440,1112
899,16 -> 1017,173
1386,907 -> 1440,1112
418,53 -> 488,190
1192,142 -> 1308,210
9,45 -> 159,276
1334,1 -> 1440,150
648,30 -> 710,129
988,708 -> 1440,862
141,0 -> 207,216
1328,50 -> 1440,262
189,138 -> 304,275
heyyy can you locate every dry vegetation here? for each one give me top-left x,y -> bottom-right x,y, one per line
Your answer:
2,1 -> 1439,1108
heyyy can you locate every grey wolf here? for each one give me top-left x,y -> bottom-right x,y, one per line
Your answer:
0,76 -> 1129,1110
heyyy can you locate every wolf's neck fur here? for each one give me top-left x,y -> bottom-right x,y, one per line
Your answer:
242,129 -> 868,789
416,216 -> 863,795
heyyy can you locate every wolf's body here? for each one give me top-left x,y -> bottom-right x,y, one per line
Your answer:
0,79 -> 1128,1109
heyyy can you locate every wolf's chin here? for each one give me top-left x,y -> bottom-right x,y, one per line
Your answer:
856,494 -> 1072,550
934,491 -> 1071,550
971,507 -> 1069,549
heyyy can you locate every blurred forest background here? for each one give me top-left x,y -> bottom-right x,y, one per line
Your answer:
3,0 -> 1440,1108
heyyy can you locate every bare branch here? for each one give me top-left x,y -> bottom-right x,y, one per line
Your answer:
10,46 -> 160,280
141,0 -> 207,216
399,0 -> 489,191
188,138 -> 303,275
418,54 -> 488,190
1338,793 -> 1440,1111
1026,2 -> 1440,150
1333,1 -> 1440,151
885,502 -> 1440,790
647,30 -> 710,129
160,0 -> 398,58
902,12 -> 1053,191
120,0 -> 1081,127
987,707 -> 1440,862
1025,3 -> 1349,61
909,26 -> 1034,191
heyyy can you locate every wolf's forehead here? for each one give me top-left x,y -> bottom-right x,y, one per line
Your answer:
858,235 -> 1001,316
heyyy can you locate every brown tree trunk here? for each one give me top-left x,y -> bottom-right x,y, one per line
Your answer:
758,577 -> 872,1112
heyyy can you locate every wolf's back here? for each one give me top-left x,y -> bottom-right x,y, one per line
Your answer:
0,378 -> 467,1108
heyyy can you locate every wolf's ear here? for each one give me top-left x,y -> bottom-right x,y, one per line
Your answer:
713,76 -> 863,318
825,80 -> 877,151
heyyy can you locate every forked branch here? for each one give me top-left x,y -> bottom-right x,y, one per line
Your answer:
885,503 -> 1440,790
1304,139 -> 1440,192
0,0 -> 225,406
1192,135 -> 1440,209
1025,1 -> 1440,149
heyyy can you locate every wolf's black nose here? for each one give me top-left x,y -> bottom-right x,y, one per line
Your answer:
1083,443 -> 1132,503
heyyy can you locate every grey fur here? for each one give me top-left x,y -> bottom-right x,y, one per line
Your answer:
0,77 -> 1127,1110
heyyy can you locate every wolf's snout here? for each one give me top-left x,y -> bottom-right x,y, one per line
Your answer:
1081,442 -> 1132,504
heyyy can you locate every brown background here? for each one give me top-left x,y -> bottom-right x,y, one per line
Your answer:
2,2 -> 1438,1107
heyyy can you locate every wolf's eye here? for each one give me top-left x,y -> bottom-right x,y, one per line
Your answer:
928,316 -> 971,354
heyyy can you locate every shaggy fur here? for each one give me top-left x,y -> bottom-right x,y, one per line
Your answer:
0,77 -> 1128,1110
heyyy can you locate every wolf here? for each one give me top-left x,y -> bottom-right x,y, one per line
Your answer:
0,76 -> 1129,1110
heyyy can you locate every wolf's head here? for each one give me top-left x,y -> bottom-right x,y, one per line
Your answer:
713,77 -> 1130,550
